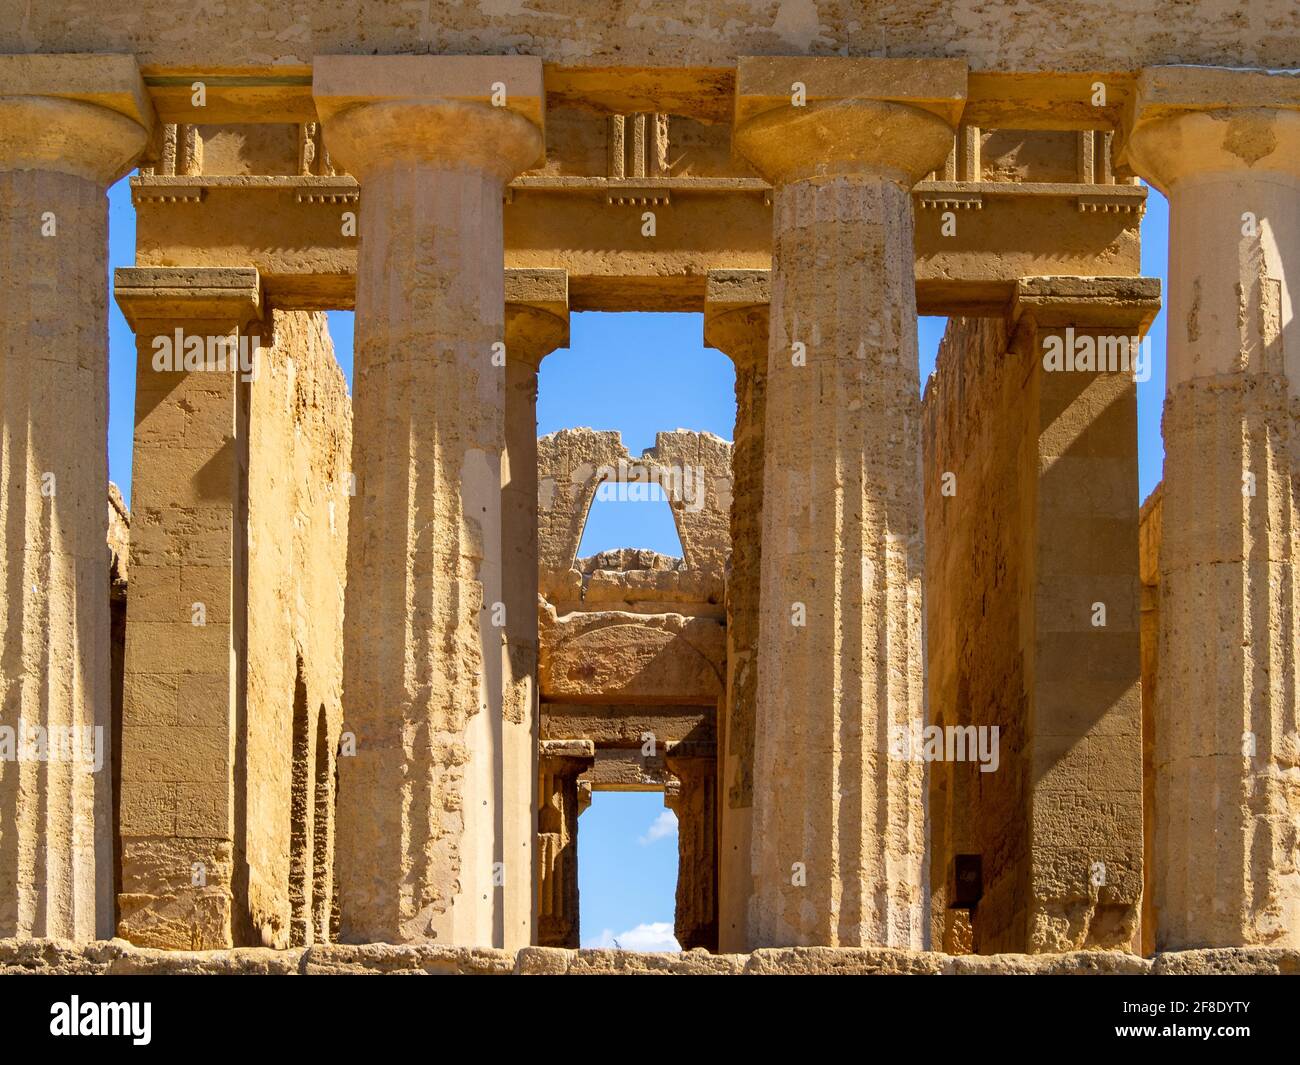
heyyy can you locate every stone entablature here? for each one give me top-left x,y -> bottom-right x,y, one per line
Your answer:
129,117 -> 1143,313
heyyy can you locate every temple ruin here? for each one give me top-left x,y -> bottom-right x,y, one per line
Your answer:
0,2 -> 1297,975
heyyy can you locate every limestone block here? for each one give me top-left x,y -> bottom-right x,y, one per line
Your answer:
540,611 -> 725,705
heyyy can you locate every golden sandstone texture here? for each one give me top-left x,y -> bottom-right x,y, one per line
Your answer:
0,3 -> 1297,974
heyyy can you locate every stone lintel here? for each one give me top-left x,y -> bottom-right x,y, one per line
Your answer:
964,71 -> 1135,132
539,739 -> 596,769
312,54 -> 545,133
129,173 -> 1143,314
114,266 -> 263,329
0,52 -> 155,130
1010,276 -> 1162,334
583,749 -> 667,791
143,71 -> 315,125
581,743 -> 718,792
703,268 -> 769,330
540,701 -> 713,747
1129,65 -> 1300,123
734,57 -> 968,129
506,267 -> 568,319
704,268 -> 770,311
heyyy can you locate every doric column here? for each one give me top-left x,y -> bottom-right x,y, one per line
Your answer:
0,55 -> 152,941
703,270 -> 769,953
313,56 -> 545,946
502,269 -> 568,950
1122,67 -> 1300,950
536,739 -> 593,948
733,57 -> 966,948
665,744 -> 719,951
113,267 -> 263,949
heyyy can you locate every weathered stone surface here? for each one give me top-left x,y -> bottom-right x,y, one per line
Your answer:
737,62 -> 957,949
302,942 -> 514,975
324,57 -> 545,947
0,74 -> 151,942
704,273 -> 768,954
746,947 -> 947,976
114,267 -> 262,948
7,938 -> 1293,975
949,951 -> 1150,975
1123,67 -> 1300,951
537,427 -> 732,609
540,608 -> 724,705
536,741 -> 593,948
7,38 -> 1299,973
1150,948 -> 1300,976
9,5 -> 1300,88
923,283 -> 1152,954
561,947 -> 746,975
245,309 -> 352,949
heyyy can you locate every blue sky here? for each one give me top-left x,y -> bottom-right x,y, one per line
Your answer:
105,176 -> 1170,950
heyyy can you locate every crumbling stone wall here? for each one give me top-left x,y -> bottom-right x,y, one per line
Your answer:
537,428 -> 730,611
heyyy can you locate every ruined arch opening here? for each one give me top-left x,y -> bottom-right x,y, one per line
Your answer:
577,475 -> 685,559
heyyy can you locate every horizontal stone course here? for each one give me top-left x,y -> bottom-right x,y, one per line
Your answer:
3,939 -> 1296,975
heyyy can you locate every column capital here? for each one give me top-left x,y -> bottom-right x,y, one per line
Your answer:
703,269 -> 769,368
505,268 -> 569,368
312,54 -> 544,182
113,267 -> 264,329
1119,66 -> 1300,193
0,54 -> 155,183
733,57 -> 966,186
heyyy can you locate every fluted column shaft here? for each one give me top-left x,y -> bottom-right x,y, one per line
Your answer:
754,172 -> 928,948
315,58 -> 545,946
0,85 -> 148,941
733,61 -> 962,947
1124,71 -> 1300,949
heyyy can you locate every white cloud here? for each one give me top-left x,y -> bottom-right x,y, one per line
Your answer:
583,922 -> 681,952
638,809 -> 677,846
